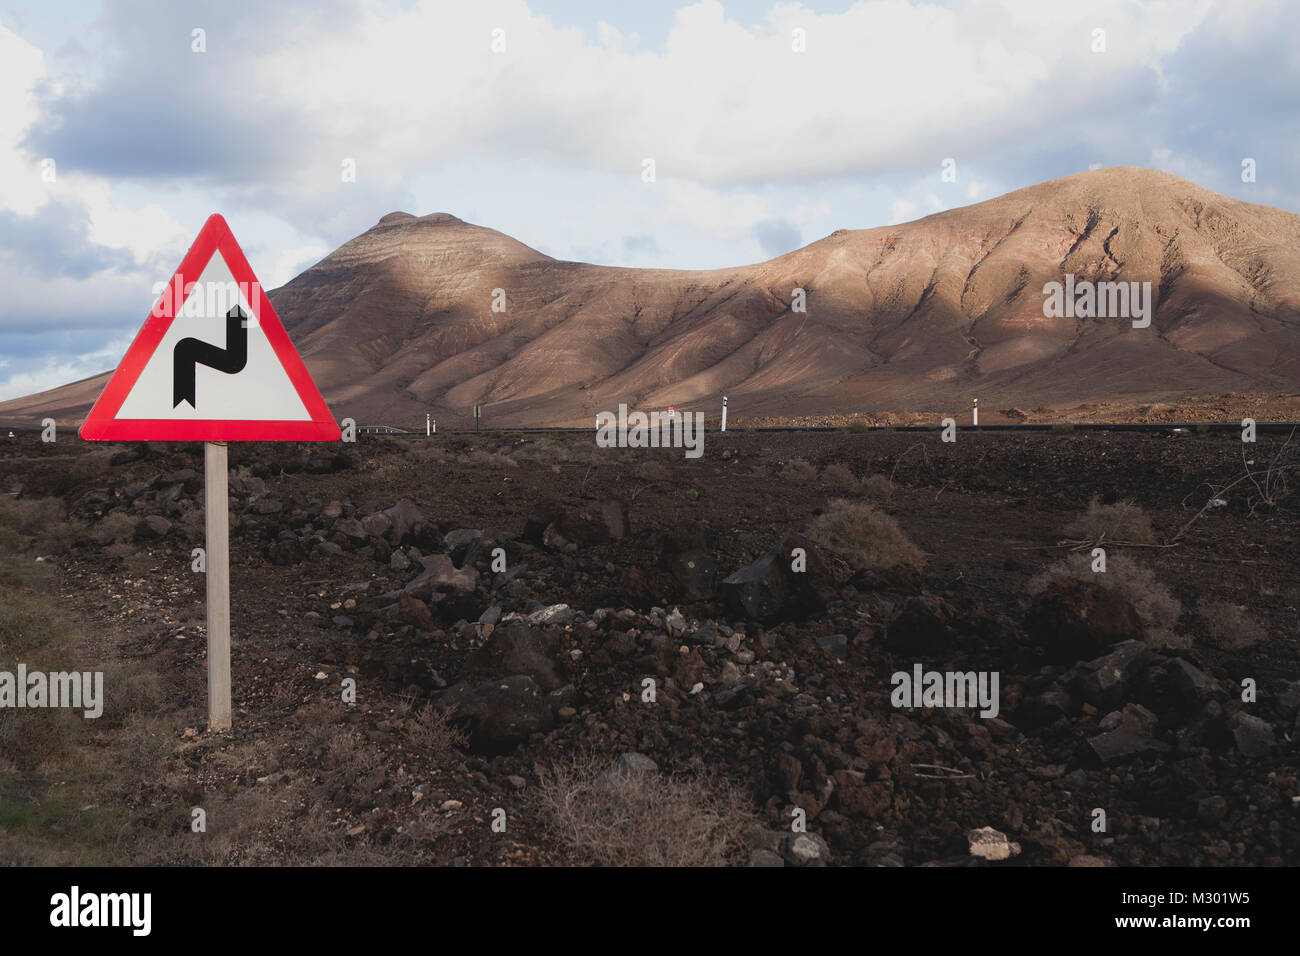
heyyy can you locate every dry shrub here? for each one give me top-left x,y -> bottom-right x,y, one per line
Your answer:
324,727 -> 382,776
67,453 -> 111,484
533,752 -> 754,866
0,586 -> 71,654
860,474 -> 893,501
92,511 -> 137,545
1065,497 -> 1157,545
637,459 -> 671,482
0,705 -> 80,772
0,496 -> 79,554
807,499 -> 923,572
1197,598 -> 1267,650
407,703 -> 467,757
781,459 -> 817,482
820,462 -> 858,492
177,506 -> 206,542
1031,552 -> 1183,648
97,664 -> 165,728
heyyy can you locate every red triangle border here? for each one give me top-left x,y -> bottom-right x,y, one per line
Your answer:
79,214 -> 341,442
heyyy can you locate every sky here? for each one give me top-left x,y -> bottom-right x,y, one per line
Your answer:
0,0 -> 1297,400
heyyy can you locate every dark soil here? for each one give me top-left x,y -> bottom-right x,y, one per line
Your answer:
1,427 -> 1296,866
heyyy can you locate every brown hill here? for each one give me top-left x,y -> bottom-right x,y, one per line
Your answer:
4,167 -> 1299,429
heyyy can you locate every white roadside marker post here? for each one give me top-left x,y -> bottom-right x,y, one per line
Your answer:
204,440 -> 232,732
426,412 -> 431,436
721,395 -> 728,432
973,398 -> 979,428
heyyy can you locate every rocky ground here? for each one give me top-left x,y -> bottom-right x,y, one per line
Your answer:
1,427 -> 1297,866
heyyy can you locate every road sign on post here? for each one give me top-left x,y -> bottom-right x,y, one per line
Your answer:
79,214 -> 339,732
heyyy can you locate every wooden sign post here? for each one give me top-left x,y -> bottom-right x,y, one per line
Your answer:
204,441 -> 232,731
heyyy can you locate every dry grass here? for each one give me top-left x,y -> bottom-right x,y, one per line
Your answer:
0,496 -> 80,555
820,462 -> 858,492
807,499 -> 923,572
1197,598 -> 1267,650
860,473 -> 893,501
533,751 -> 755,866
1065,497 -> 1157,545
781,458 -> 817,482
91,511 -> 137,546
407,703 -> 467,757
1031,551 -> 1184,648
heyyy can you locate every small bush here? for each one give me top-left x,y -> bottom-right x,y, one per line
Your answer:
0,497 -> 78,554
0,588 -> 71,654
1065,497 -> 1157,545
860,474 -> 893,501
67,454 -> 111,485
842,421 -> 869,434
807,499 -> 923,572
1051,423 -> 1075,434
91,511 -> 137,546
1030,552 -> 1183,647
1197,598 -> 1267,650
781,459 -> 817,482
820,462 -> 858,492
533,752 -> 754,867
637,460 -> 670,482
97,665 -> 165,728
407,704 -> 467,757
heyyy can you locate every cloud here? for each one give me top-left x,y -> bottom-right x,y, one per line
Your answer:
16,0 -> 1239,195
4,0 -> 1300,401
752,218 -> 800,259
621,234 -> 660,256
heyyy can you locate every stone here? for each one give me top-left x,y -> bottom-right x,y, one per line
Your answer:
361,513 -> 392,538
404,554 -> 478,597
720,532 -> 834,623
526,603 -> 573,627
333,517 -> 368,541
816,633 -> 848,660
1228,712 -> 1274,758
967,826 -> 1021,861
600,752 -> 659,785
1026,578 -> 1144,663
398,592 -> 436,631
780,832 -> 831,866
885,596 -> 958,655
134,514 -> 172,539
437,675 -> 554,754
1166,658 -> 1225,708
1063,640 -> 1148,709
1088,729 -> 1170,765
465,622 -> 565,691
382,498 -> 428,545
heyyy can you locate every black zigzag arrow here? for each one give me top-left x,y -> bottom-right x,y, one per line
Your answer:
173,305 -> 249,409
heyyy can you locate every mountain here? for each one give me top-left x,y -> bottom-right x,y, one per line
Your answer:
4,167 -> 1299,429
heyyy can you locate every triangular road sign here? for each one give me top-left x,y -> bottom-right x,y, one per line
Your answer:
80,214 -> 340,441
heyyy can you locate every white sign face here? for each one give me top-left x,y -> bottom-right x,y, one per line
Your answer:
115,250 -> 311,422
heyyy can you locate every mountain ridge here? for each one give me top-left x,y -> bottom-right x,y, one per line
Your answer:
3,166 -> 1298,429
